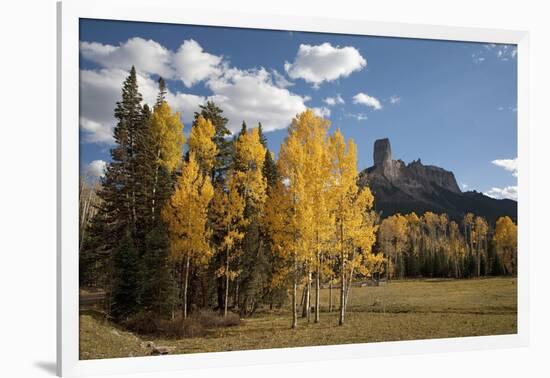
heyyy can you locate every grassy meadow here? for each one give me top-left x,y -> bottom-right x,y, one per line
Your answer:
79,277 -> 517,359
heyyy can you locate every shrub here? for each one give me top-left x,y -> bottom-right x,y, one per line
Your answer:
124,312 -> 159,334
123,309 -> 240,338
194,309 -> 241,328
155,317 -> 204,338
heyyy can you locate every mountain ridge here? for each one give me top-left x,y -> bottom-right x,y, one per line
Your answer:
358,138 -> 517,224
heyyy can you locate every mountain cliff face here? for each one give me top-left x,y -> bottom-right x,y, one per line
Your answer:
358,138 -> 517,223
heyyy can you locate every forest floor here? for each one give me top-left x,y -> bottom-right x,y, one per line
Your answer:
79,277 -> 517,359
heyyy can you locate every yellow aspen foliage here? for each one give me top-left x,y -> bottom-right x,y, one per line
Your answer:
150,101 -> 185,172
286,109 -> 333,322
264,179 -> 298,285
358,252 -> 386,279
234,127 -> 267,208
161,155 -> 214,318
473,216 -> 489,276
188,115 -> 217,175
422,211 -> 440,254
463,212 -> 475,254
270,118 -> 312,328
328,129 -> 376,325
493,216 -> 518,275
210,174 -> 248,316
448,220 -> 466,277
378,213 -> 408,279
405,212 -> 422,256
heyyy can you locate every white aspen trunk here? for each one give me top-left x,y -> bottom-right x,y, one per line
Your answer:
183,254 -> 190,320
224,248 -> 230,317
315,263 -> 320,323
79,189 -> 93,251
301,282 -> 308,317
339,222 -> 345,326
339,264 -> 345,326
307,277 -> 311,321
344,264 -> 355,313
329,281 -> 333,312
291,257 -> 298,329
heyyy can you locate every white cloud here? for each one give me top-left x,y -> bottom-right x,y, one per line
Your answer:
80,117 -> 114,145
353,92 -> 382,110
473,43 -> 517,64
172,39 -> 222,87
461,183 -> 469,190
80,38 -> 310,141
323,94 -> 345,106
80,38 -> 174,78
81,38 -> 224,88
485,157 -> 518,201
389,95 -> 401,104
207,67 -> 308,133
472,53 -> 486,64
86,160 -> 107,178
80,67 -> 205,145
167,92 -> 208,121
79,68 -> 129,144
346,112 -> 368,121
284,43 -> 366,86
492,158 -> 518,177
492,44 -> 517,61
312,107 -> 331,118
484,186 -> 517,201
271,70 -> 294,88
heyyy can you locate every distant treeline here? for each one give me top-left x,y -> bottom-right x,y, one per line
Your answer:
80,67 -> 517,329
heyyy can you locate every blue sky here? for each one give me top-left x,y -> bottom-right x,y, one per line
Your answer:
79,18 -> 518,200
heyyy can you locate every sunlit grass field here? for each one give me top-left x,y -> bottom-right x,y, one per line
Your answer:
79,277 -> 517,359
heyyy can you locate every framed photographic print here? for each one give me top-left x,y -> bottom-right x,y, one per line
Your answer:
57,0 -> 529,376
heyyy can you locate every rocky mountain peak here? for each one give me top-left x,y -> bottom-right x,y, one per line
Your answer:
374,138 -> 392,168
359,138 -> 516,222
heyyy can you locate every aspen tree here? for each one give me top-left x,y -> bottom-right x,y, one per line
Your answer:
210,175 -> 247,317
493,216 -> 517,275
463,213 -> 475,258
404,212 -> 422,276
448,221 -> 466,278
287,110 -> 332,323
193,101 -> 232,184
233,128 -> 268,315
378,214 -> 408,280
474,216 -> 489,277
188,115 -> 217,175
271,126 -> 310,328
162,155 -> 214,319
328,129 -> 376,325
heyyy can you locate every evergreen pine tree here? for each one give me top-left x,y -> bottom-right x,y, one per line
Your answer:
262,149 -> 278,189
111,232 -> 141,320
140,223 -> 175,317
134,104 -> 158,247
239,121 -> 248,137
156,77 -> 167,107
98,66 -> 145,242
257,122 -> 268,147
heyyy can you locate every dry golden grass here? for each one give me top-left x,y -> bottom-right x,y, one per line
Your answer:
80,277 -> 517,359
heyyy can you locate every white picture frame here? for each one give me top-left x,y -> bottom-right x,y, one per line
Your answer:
57,1 -> 530,376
